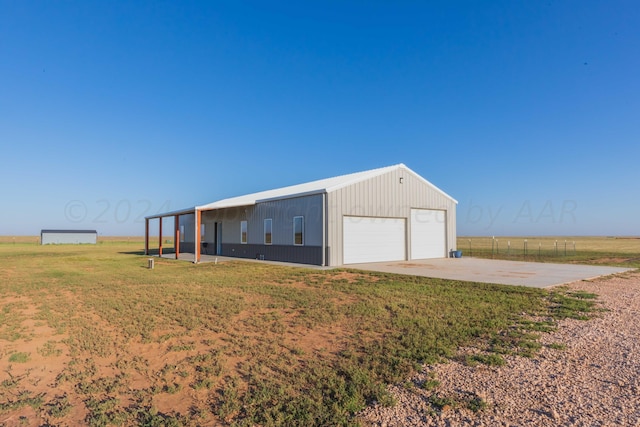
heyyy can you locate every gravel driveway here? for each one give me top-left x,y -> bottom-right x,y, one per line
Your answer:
359,271 -> 640,426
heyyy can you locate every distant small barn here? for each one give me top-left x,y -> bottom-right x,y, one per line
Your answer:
41,230 -> 98,245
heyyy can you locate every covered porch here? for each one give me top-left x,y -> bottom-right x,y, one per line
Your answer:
144,207 -> 203,263
145,205 -> 240,263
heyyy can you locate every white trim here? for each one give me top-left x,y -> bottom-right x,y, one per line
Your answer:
396,165 -> 459,205
322,192 -> 326,266
194,209 -> 199,263
146,207 -> 196,220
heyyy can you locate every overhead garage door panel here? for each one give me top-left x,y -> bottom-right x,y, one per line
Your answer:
411,209 -> 446,259
343,217 -> 406,264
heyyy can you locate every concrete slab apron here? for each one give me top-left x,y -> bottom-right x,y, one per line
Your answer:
348,258 -> 633,288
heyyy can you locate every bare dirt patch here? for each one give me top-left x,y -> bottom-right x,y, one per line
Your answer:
330,271 -> 380,283
285,323 -> 349,357
359,271 -> 640,426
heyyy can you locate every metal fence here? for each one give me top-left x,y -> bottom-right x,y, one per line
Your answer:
459,237 -> 577,258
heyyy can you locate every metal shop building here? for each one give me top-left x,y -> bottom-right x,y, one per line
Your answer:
145,164 -> 457,266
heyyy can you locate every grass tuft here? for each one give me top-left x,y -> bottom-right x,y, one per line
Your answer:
465,353 -> 506,367
548,342 -> 567,350
429,394 -> 457,411
548,290 -> 598,320
419,371 -> 441,391
466,395 -> 488,412
8,352 -> 30,363
38,340 -> 63,357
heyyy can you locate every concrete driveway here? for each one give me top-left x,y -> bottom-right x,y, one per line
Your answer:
347,257 -> 633,288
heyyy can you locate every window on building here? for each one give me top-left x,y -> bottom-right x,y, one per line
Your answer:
293,216 -> 304,246
240,221 -> 247,244
180,225 -> 185,243
201,223 -> 206,238
264,219 -> 272,245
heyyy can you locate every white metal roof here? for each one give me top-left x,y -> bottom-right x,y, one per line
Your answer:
146,163 -> 456,219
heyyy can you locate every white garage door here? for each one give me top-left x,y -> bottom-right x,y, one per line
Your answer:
343,216 -> 406,264
411,209 -> 446,259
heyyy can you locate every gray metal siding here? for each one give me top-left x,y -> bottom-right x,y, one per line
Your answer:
221,244 -> 322,265
196,196 -> 323,247
181,195 -> 325,265
327,168 -> 456,266
249,195 -> 323,246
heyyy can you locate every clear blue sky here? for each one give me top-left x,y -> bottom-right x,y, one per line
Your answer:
1,1 -> 638,236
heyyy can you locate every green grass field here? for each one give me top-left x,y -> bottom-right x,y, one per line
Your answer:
0,237 -> 634,426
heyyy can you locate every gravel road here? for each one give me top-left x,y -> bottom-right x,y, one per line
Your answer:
360,271 -> 640,427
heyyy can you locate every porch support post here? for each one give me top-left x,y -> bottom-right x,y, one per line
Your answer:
174,215 -> 180,260
195,209 -> 202,263
144,218 -> 150,255
158,217 -> 163,257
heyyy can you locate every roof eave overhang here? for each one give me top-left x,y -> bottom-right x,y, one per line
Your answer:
145,207 -> 196,220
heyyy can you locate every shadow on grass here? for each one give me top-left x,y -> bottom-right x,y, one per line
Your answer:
119,250 -> 147,255
118,249 -> 178,255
